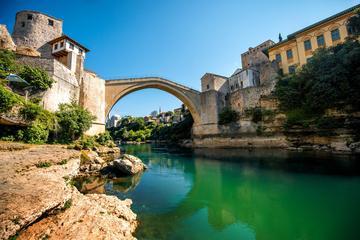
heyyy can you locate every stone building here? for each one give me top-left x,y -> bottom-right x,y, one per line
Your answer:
268,4 -> 360,74
1,10 -> 106,135
241,40 -> 275,70
228,68 -> 260,93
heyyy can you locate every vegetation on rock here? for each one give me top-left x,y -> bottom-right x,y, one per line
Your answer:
218,107 -> 239,125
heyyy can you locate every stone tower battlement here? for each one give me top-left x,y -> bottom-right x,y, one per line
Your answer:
12,10 -> 63,51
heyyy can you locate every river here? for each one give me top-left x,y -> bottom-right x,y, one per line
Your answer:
76,144 -> 360,240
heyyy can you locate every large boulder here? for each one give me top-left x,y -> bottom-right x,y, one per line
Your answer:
113,154 -> 147,175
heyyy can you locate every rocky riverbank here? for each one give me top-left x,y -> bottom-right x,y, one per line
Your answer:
0,142 -> 138,240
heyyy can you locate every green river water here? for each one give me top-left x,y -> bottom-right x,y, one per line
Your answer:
77,144 -> 360,240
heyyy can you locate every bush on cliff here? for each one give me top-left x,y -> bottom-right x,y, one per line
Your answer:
274,39 -> 360,127
0,84 -> 22,113
0,50 -> 18,79
275,39 -> 360,114
18,65 -> 54,91
56,102 -> 95,143
218,107 -> 239,125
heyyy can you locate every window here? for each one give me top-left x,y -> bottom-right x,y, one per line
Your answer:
48,19 -> 54,26
331,29 -> 340,41
240,81 -> 243,88
27,14 -> 33,20
235,83 -> 239,88
275,53 -> 282,62
286,49 -> 293,59
69,43 -> 74,50
54,43 -> 58,50
317,35 -> 325,47
60,41 -> 64,48
21,22 -> 25,27
206,84 -> 209,90
79,49 -> 83,54
288,65 -> 296,74
304,40 -> 312,51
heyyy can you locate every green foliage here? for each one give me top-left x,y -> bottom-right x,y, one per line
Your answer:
23,120 -> 50,144
56,103 -> 95,143
74,135 -> 97,150
62,199 -> 72,210
58,159 -> 68,165
36,161 -> 52,168
218,107 -> 239,125
18,65 -> 54,91
110,113 -> 194,142
20,103 -> 42,121
284,109 -> 313,129
95,131 -> 113,145
252,107 -> 262,123
275,40 -> 360,129
275,40 -> 360,114
0,84 -> 22,113
0,50 -> 18,78
346,9 -> 360,37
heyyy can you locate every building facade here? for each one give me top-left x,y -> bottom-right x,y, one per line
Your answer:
0,10 -> 106,135
228,68 -> 260,93
268,4 -> 360,74
241,40 -> 274,69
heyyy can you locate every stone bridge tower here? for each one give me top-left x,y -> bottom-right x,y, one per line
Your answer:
12,10 -> 63,57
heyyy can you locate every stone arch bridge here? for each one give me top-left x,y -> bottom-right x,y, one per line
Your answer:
105,77 -> 202,125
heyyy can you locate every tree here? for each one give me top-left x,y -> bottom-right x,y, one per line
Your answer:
274,39 -> 360,116
150,110 -> 158,117
56,102 -> 95,142
347,9 -> 360,37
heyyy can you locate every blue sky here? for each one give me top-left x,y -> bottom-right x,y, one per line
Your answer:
1,0 -> 358,117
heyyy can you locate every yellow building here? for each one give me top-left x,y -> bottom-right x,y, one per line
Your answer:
268,4 -> 360,74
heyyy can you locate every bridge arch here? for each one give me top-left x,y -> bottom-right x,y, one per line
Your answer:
105,77 -> 201,125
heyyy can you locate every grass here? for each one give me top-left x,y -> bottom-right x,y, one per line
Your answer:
35,161 -> 52,168
57,159 -> 68,165
62,199 -> 72,210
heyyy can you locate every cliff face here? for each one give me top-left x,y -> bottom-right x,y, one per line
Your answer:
192,95 -> 360,154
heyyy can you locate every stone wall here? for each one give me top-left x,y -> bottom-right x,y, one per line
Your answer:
81,70 -> 105,135
17,56 -> 80,112
12,11 -> 62,54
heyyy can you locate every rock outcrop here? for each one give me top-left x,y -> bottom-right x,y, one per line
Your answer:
113,154 -> 147,175
0,143 -> 137,240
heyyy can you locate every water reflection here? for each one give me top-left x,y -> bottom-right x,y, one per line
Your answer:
76,145 -> 360,240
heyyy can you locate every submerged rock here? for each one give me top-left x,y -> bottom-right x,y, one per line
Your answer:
113,154 -> 147,175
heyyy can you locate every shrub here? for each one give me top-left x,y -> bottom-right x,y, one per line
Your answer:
36,161 -> 52,168
23,120 -> 50,144
252,107 -> 263,123
20,103 -> 42,121
0,84 -> 22,113
56,103 -> 95,143
95,131 -> 112,145
218,107 -> 239,125
18,65 -> 54,91
74,135 -> 96,150
0,50 -> 17,78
